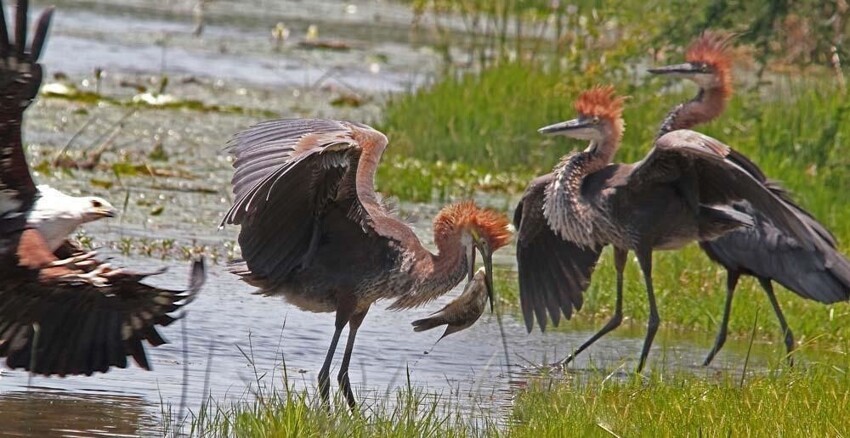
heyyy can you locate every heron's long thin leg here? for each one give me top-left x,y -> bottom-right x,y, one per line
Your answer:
636,247 -> 659,373
338,306 -> 369,410
760,278 -> 795,365
703,270 -> 741,366
558,247 -> 628,368
318,300 -> 354,409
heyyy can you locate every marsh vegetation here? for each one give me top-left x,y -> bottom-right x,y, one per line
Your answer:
8,0 -> 850,436
198,0 -> 850,435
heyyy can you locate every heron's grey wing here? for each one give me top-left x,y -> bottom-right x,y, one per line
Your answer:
222,119 -> 391,285
717,152 -> 845,281
628,129 -> 816,250
697,147 -> 838,247
704,205 -> 850,303
221,118 -> 356,226
514,174 -> 603,333
0,2 -> 53,217
0,231 -> 205,376
676,143 -> 848,300
762,180 -> 838,247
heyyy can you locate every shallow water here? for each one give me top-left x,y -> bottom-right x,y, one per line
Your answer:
0,254 -> 779,436
36,0 -> 440,93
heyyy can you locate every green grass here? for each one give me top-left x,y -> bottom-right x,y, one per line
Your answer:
187,356 -> 850,437
188,381 -> 493,437
510,360 -> 850,437
375,154 -> 535,202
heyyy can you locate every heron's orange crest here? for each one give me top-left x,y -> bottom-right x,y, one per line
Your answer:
574,85 -> 626,122
434,201 -> 512,249
686,32 -> 733,95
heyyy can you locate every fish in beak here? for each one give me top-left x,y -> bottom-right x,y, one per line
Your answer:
412,267 -> 489,340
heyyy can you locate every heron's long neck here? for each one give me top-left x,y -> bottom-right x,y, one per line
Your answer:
389,231 -> 468,310
657,87 -> 727,139
543,138 -> 616,247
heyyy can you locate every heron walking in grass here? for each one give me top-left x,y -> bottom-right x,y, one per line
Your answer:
649,33 -> 850,365
514,85 -> 822,371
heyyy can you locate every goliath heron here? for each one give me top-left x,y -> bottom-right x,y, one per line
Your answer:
650,32 -> 850,365
514,85 -> 824,371
220,119 -> 512,408
0,0 -> 205,376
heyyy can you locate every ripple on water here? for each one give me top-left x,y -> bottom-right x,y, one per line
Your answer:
0,258 -> 775,434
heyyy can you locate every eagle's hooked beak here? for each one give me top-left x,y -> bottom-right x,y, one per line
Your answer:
86,198 -> 118,220
95,205 -> 118,218
97,207 -> 118,217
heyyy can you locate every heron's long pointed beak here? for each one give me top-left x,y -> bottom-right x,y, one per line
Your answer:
647,62 -> 700,76
538,118 -> 591,136
484,257 -> 494,313
474,241 -> 495,313
467,245 -> 476,282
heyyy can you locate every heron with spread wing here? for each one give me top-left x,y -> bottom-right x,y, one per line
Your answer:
0,0 -> 205,377
514,85 -> 824,371
221,118 -> 512,409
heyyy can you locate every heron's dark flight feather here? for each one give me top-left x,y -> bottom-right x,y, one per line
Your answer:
515,174 -> 603,332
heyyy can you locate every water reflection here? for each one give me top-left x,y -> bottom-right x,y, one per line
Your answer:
0,390 -> 155,437
0,260 -> 776,434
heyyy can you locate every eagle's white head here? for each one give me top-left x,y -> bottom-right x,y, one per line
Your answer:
27,185 -> 118,252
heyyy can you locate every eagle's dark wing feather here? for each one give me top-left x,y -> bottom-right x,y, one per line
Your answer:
0,0 -> 53,217
0,229 -> 205,376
